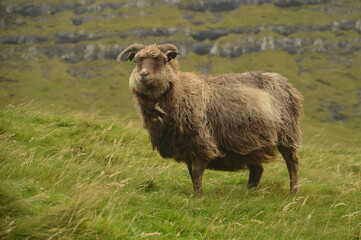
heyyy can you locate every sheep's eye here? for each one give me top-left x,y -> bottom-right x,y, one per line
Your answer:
159,60 -> 165,65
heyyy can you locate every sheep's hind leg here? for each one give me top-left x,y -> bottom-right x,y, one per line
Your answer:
278,145 -> 299,194
186,162 -> 193,180
187,161 -> 208,198
247,164 -> 264,189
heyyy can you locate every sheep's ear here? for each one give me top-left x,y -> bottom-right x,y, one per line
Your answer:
167,51 -> 178,61
128,52 -> 136,61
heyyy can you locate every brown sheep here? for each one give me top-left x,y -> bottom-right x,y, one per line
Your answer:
117,43 -> 303,198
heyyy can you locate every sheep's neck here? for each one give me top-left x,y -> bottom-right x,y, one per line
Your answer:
133,84 -> 180,158
134,82 -> 176,119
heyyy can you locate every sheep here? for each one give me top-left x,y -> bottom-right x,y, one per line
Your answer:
117,43 -> 303,198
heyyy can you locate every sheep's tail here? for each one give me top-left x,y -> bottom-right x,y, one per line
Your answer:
279,78 -> 303,149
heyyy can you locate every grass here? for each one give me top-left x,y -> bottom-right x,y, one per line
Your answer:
218,3 -> 331,29
1,104 -> 360,239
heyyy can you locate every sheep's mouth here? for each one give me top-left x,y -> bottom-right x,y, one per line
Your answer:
139,78 -> 154,86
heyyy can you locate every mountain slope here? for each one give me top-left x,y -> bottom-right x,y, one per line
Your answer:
0,0 -> 361,123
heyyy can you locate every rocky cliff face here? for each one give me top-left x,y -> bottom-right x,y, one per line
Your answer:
0,0 -> 360,122
185,0 -> 337,11
1,0 -> 360,61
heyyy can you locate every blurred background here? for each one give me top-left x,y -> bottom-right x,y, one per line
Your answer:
1,0 -> 360,124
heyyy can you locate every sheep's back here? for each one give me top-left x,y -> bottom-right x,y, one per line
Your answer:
204,71 -> 302,154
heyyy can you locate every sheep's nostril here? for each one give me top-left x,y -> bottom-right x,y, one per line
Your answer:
140,72 -> 149,78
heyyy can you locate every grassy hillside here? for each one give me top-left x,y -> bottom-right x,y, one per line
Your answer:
1,0 -> 361,122
1,104 -> 360,239
1,50 -> 361,122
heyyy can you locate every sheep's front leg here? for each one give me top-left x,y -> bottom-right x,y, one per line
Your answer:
187,161 -> 208,198
247,164 -> 264,189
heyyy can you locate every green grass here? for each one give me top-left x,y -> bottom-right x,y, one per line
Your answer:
1,104 -> 360,239
218,3 -> 331,29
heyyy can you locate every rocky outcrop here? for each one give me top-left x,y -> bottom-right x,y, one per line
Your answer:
191,29 -> 228,41
0,0 -> 360,61
132,27 -> 179,37
0,1 -> 180,17
0,0 -> 337,18
185,0 -> 335,12
231,20 -> 361,36
34,44 -> 123,63
0,2 -> 49,17
320,103 -> 349,122
209,36 -> 360,57
55,31 -> 96,44
1,34 -> 359,63
0,35 -> 49,44
71,12 -> 124,25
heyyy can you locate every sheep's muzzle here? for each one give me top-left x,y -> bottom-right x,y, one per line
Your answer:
138,58 -> 157,85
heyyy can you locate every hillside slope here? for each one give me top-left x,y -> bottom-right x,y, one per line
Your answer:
0,104 -> 360,239
0,0 -> 361,123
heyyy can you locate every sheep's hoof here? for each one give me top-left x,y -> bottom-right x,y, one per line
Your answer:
290,186 -> 299,195
247,182 -> 259,189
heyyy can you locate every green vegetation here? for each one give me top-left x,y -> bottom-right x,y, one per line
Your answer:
218,3 -> 330,28
2,49 -> 361,122
1,0 -> 360,123
0,56 -> 136,118
1,104 -> 360,239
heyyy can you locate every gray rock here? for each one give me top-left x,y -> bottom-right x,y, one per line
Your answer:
37,44 -> 123,62
132,27 -> 178,37
0,15 -> 25,28
210,37 -> 284,57
0,35 -> 48,44
327,103 -> 349,122
191,29 -> 228,41
2,33 -> 360,61
0,2 -> 49,17
315,79 -> 331,86
50,2 -> 85,15
231,27 -> 248,34
189,42 -> 213,55
55,31 -> 90,44
186,0 -> 242,12
355,20 -> 361,33
0,0 -> 340,19
271,0 -> 335,7
71,17 -> 88,26
185,0 -> 335,12
272,25 -> 298,36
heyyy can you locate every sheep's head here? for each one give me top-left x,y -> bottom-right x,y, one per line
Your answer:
117,43 -> 179,98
